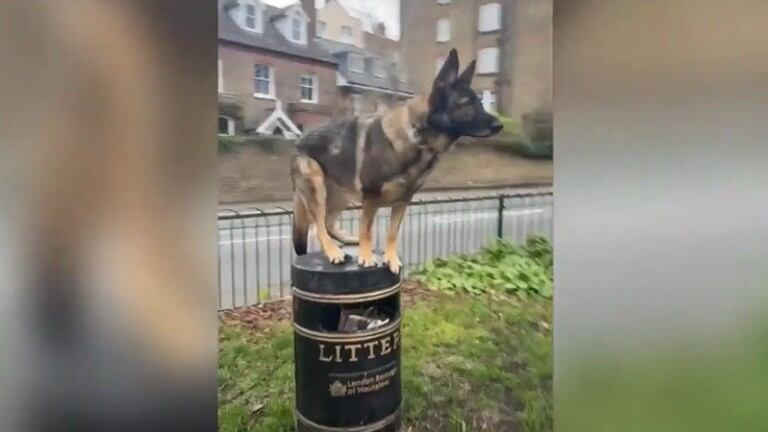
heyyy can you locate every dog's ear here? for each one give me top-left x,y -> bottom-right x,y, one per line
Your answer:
429,48 -> 459,114
432,48 -> 459,90
457,59 -> 476,87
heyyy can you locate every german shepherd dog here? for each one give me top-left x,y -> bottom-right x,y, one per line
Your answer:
291,49 -> 502,273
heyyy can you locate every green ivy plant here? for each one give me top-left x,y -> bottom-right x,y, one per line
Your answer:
413,236 -> 553,299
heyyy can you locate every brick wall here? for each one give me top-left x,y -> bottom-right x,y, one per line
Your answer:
218,42 -> 337,131
507,0 -> 552,117
401,0 -> 552,120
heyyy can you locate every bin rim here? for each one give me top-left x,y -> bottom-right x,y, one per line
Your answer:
293,316 -> 401,342
292,282 -> 401,304
291,252 -> 401,296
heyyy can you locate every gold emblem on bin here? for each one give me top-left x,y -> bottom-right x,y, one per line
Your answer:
329,380 -> 347,397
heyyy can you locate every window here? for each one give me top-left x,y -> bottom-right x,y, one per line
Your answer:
478,3 -> 502,32
481,90 -> 497,113
217,59 -> 223,93
218,116 -> 235,136
351,94 -> 362,115
372,58 -> 385,78
291,16 -> 303,41
348,53 -> 364,73
435,56 -> 446,76
253,64 -> 273,97
436,18 -> 451,42
341,25 -> 353,43
244,2 -> 262,32
300,75 -> 318,103
437,0 -> 451,4
477,47 -> 499,73
317,20 -> 326,36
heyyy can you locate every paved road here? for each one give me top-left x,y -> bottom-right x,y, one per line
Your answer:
218,187 -> 552,309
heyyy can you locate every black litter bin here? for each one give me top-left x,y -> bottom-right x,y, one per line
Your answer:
292,252 -> 402,432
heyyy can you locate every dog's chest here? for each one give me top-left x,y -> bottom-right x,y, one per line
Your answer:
365,149 -> 439,204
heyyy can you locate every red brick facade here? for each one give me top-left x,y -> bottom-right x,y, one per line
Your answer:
218,42 -> 337,133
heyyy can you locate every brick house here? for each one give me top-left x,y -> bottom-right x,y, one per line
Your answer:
217,0 -> 338,137
315,0 -> 413,115
400,0 -> 552,121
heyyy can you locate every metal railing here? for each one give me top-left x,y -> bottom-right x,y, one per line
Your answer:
218,190 -> 553,310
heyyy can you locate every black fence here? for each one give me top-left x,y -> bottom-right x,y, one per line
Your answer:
218,190 -> 553,310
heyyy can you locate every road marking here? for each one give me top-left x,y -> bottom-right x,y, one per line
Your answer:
430,208 -> 545,224
220,234 -> 289,244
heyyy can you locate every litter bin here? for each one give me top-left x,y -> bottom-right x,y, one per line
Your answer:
292,252 -> 402,432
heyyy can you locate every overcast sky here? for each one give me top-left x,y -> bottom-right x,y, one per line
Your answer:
262,0 -> 401,39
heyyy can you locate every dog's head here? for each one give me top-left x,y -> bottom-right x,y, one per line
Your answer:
426,49 -> 503,138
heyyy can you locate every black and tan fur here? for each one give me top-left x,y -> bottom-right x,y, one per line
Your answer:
292,49 -> 502,273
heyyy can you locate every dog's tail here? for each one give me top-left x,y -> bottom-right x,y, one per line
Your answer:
292,192 -> 309,255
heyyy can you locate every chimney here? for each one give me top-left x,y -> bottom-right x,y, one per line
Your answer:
374,22 -> 387,37
300,0 -> 316,39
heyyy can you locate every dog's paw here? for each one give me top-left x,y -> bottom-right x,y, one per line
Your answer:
358,253 -> 377,268
383,253 -> 402,274
326,246 -> 346,265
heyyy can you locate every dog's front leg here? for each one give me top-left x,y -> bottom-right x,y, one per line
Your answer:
358,200 -> 377,267
383,203 -> 407,274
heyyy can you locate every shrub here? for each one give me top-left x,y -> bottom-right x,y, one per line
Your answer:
413,236 -> 553,299
218,135 -> 295,154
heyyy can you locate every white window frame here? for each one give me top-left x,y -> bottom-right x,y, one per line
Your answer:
481,89 -> 497,114
348,53 -> 364,73
372,58 -> 385,78
288,13 -> 307,43
291,16 -> 302,40
351,93 -> 363,115
218,116 -> 235,136
478,3 -> 502,32
253,64 -> 275,98
436,18 -> 451,42
341,25 -> 353,43
242,1 -> 263,33
217,59 -> 223,93
477,47 -> 500,74
300,74 -> 318,103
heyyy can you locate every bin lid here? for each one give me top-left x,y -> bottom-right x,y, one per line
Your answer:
291,250 -> 400,297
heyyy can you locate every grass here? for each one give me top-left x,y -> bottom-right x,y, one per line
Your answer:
218,239 -> 553,431
219,323 -> 295,431
493,114 -> 553,159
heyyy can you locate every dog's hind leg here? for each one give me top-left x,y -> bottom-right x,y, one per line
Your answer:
296,157 -> 345,264
292,192 -> 310,255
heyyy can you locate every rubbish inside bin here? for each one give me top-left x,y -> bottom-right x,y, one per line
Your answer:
338,307 -> 390,332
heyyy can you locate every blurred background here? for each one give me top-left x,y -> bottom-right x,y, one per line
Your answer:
0,1 -> 217,431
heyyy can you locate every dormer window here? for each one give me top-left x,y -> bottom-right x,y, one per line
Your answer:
279,6 -> 308,44
239,1 -> 263,33
245,4 -> 257,28
291,16 -> 303,41
341,25 -> 353,43
348,53 -> 364,73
